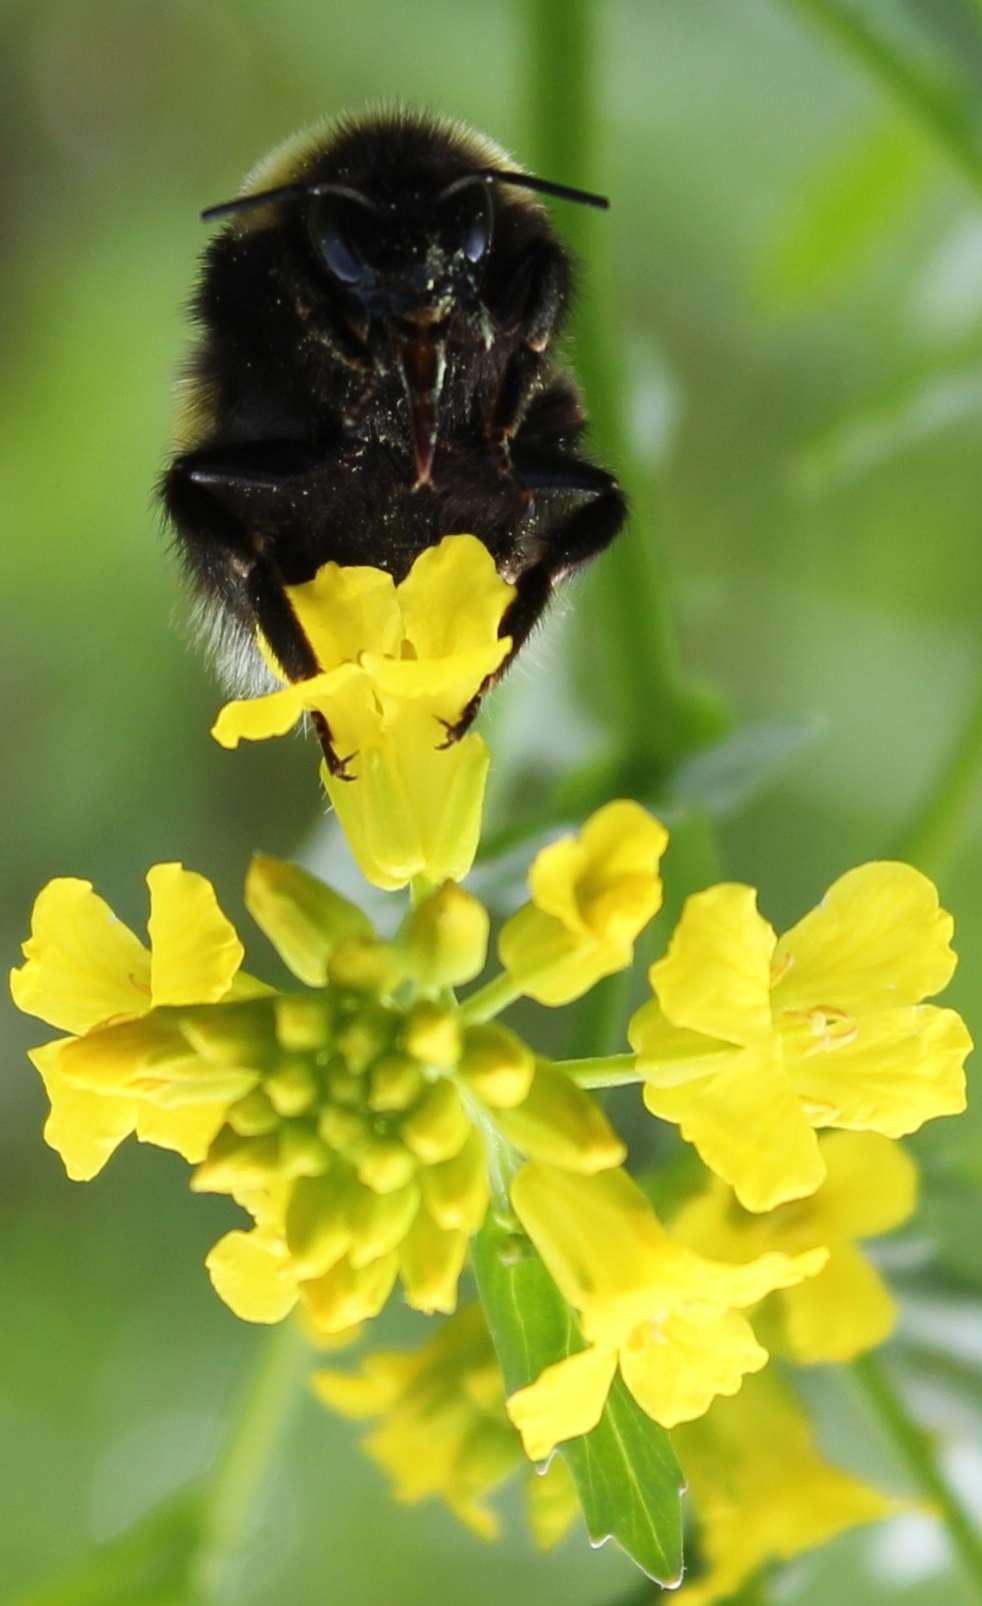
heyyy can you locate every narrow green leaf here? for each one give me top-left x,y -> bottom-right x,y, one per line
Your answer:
472,1216 -> 684,1584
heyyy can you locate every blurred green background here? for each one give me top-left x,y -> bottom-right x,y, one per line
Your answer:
3,0 -> 982,1601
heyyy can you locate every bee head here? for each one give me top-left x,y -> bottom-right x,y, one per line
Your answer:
305,173 -> 493,323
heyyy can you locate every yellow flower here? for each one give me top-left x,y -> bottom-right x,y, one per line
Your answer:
211,535 -> 515,890
9,866 -> 251,1179
673,1369 -> 901,1604
312,1301 -> 579,1547
498,801 -> 668,1006
630,864 -> 970,1211
504,1163 -> 826,1459
670,1132 -> 916,1363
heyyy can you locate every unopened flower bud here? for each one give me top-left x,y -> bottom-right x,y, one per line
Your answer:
493,1061 -> 626,1173
286,1169 -> 353,1278
420,1127 -> 488,1232
274,993 -> 333,1052
336,1002 -> 397,1074
368,1053 -> 425,1112
398,1206 -> 467,1313
403,1001 -> 460,1068
280,1121 -> 333,1178
396,882 -> 489,991
192,1127 -> 280,1192
458,1023 -> 534,1108
227,1086 -> 279,1136
319,1104 -> 371,1158
401,1079 -> 470,1164
348,1178 -> 421,1267
356,1136 -> 418,1194
301,1251 -> 400,1334
179,999 -> 276,1065
245,854 -> 374,987
265,1056 -> 319,1117
328,937 -> 402,996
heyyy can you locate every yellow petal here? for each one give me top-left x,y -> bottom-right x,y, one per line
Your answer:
300,1250 -> 399,1334
11,878 -> 150,1033
650,884 -> 776,1047
396,534 -> 515,658
29,1040 -> 137,1180
790,1004 -> 970,1137
146,863 -> 243,1006
571,800 -> 668,943
506,1345 -> 618,1461
398,1207 -> 468,1314
205,1229 -> 298,1323
498,906 -> 609,1006
673,1368 -> 900,1605
777,1242 -> 897,1363
510,1163 -> 673,1344
619,1307 -> 768,1428
772,861 -> 958,1016
803,1131 -> 917,1242
210,679 -> 320,748
361,640 -> 509,700
285,562 -> 401,670
134,1098 -> 229,1163
311,1354 -> 415,1418
492,1061 -> 626,1173
630,998 -> 740,1086
657,1044 -> 826,1212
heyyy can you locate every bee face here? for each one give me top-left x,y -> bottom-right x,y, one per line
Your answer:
307,177 -> 493,325
163,109 -> 627,760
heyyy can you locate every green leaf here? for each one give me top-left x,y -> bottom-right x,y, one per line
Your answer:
664,717 -> 824,820
472,1216 -> 684,1584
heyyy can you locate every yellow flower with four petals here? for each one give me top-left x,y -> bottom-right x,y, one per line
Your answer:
503,1162 -> 827,1459
630,864 -> 969,1211
9,866 -> 258,1179
212,535 -> 514,890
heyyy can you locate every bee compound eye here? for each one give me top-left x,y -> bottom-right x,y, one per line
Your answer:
308,192 -> 372,287
437,178 -> 493,266
463,183 -> 494,263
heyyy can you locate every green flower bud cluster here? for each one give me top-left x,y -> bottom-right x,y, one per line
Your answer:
185,866 -> 626,1333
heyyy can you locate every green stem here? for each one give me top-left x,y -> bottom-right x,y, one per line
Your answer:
459,970 -> 521,1022
556,1051 -> 639,1087
525,0 -> 723,776
895,672 -> 982,881
780,0 -> 982,197
853,1351 -> 982,1600
192,1318 -> 310,1603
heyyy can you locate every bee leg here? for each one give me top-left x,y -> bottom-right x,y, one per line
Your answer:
163,452 -> 356,779
485,242 -> 570,471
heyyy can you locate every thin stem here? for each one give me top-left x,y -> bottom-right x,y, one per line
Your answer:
459,970 -> 521,1023
780,0 -> 982,198
895,671 -> 982,882
556,1052 -> 639,1088
525,0 -> 723,776
192,1317 -> 310,1603
853,1351 -> 982,1600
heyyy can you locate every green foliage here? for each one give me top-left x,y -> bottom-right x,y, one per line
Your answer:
471,1217 -> 684,1587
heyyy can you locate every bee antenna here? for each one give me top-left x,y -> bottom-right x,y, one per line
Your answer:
483,169 -> 610,210
201,182 -> 377,223
201,185 -> 309,222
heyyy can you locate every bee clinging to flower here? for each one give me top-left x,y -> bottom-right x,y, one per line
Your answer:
161,106 -> 626,774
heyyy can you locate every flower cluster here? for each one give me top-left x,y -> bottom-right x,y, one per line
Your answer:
10,536 -> 973,1589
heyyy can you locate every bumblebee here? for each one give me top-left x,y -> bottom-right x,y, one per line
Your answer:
162,108 -> 627,771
